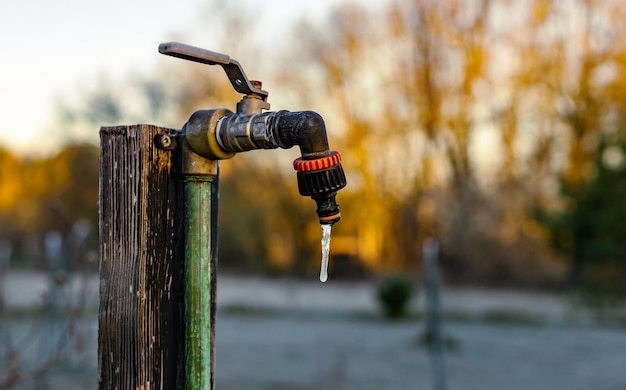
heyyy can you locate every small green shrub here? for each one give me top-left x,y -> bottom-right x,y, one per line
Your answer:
377,275 -> 414,319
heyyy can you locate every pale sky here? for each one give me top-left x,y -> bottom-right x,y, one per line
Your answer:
0,0 -> 359,155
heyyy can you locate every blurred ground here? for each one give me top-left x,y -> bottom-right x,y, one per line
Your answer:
2,272 -> 626,389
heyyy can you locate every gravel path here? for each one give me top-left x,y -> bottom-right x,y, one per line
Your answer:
215,313 -> 626,390
2,273 -> 625,389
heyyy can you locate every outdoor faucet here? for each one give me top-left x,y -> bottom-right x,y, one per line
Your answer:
159,42 -> 347,225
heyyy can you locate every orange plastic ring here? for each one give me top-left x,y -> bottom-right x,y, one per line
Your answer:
293,150 -> 342,172
319,212 -> 341,222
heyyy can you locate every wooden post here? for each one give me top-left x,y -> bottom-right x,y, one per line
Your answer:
99,125 -> 184,389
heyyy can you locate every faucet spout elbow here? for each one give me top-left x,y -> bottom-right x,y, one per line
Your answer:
279,111 -> 346,225
274,111 -> 330,157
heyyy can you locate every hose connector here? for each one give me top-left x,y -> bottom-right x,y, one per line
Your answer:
294,151 -> 346,225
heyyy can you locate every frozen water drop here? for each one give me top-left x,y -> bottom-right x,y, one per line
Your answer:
320,224 -> 332,283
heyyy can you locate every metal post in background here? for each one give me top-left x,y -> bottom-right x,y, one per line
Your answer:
423,238 -> 447,390
0,239 -> 11,313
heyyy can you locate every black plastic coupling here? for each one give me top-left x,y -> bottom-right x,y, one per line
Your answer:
274,111 -> 330,156
293,151 -> 347,225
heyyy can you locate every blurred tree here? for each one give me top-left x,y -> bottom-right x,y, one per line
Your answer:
535,137 -> 626,295
53,73 -> 187,146
25,0 -> 626,286
521,0 -> 626,289
0,144 -> 98,266
279,0 -> 556,282
46,0 -> 316,274
279,2 -> 434,272
218,155 -> 317,275
273,0 -> 626,286
0,148 -> 22,239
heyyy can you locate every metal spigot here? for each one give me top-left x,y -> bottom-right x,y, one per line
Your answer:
159,42 -> 346,225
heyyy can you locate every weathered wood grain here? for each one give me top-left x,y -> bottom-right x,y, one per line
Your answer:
99,125 -> 184,389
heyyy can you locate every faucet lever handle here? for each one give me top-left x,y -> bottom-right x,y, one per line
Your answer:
159,42 -> 269,102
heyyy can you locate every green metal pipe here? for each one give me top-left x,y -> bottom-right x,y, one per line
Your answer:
183,174 -> 219,389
